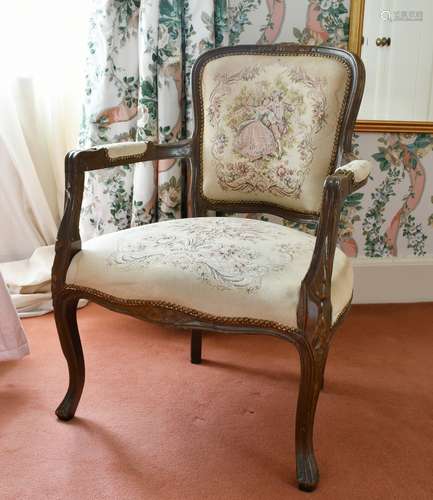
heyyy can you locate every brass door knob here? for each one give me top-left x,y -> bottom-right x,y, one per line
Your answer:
376,37 -> 391,47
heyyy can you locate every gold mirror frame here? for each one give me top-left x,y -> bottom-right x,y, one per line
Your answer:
348,0 -> 433,133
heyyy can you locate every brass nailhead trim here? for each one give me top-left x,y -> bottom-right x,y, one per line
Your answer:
63,285 -> 352,336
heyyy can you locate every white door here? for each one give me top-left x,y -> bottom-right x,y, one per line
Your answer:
359,0 -> 433,121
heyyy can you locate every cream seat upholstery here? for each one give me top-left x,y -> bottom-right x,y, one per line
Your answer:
66,217 -> 353,329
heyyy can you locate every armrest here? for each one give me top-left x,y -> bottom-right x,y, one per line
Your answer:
68,139 -> 192,171
52,139 -> 192,291
335,159 -> 371,184
296,161 -> 371,340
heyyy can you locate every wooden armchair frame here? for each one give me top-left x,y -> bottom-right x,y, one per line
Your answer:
52,44 -> 366,492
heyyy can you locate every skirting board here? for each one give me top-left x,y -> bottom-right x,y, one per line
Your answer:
352,257 -> 433,304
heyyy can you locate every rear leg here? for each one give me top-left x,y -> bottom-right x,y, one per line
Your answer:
190,330 -> 202,364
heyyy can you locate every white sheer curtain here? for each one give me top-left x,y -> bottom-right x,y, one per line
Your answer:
0,0 -> 89,316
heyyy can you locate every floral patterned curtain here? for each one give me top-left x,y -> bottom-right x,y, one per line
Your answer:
80,0 -> 229,239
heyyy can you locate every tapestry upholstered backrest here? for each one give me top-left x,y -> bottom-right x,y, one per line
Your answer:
191,44 -> 364,218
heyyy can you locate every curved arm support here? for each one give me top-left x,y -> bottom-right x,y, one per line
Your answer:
296,167 -> 369,348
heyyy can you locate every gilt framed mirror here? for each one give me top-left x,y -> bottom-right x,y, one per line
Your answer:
348,0 -> 433,133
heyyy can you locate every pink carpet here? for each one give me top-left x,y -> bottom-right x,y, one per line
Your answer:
1,302 -> 433,499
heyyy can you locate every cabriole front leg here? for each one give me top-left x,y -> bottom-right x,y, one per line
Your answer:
54,293 -> 85,421
294,337 -> 329,492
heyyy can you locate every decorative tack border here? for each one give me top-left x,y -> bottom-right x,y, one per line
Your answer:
63,284 -> 352,336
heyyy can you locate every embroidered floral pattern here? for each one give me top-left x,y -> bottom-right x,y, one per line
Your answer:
107,218 -> 315,294
207,64 -> 328,199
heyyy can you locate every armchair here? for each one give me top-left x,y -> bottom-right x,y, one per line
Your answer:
52,44 -> 369,491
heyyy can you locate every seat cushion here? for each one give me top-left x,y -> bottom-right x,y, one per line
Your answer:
66,217 -> 353,330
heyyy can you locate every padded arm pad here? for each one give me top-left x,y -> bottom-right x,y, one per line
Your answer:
335,160 -> 372,183
103,142 -> 149,160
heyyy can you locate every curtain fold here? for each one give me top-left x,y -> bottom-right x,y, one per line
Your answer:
0,0 -> 89,316
80,0 -> 230,240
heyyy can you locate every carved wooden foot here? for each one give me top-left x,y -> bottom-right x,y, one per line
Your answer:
190,330 -> 202,364
295,339 -> 329,492
54,295 -> 84,421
